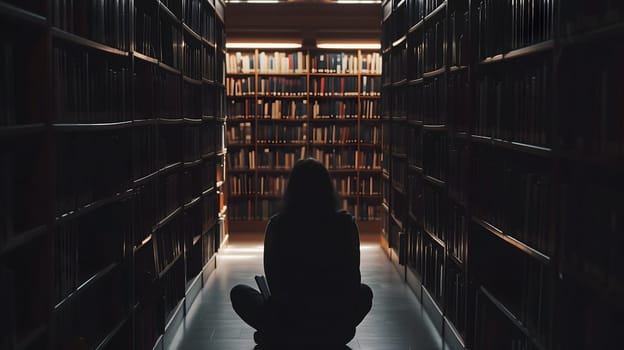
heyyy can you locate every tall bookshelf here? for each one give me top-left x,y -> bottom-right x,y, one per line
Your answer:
0,0 -> 226,349
225,48 -> 383,234
382,0 -> 624,349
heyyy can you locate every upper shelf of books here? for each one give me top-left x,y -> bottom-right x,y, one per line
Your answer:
226,50 -> 382,75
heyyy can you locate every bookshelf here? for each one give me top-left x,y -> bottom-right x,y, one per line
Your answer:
0,0 -> 226,349
225,48 -> 383,233
382,0 -> 624,349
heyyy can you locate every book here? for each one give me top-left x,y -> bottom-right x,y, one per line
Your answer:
254,275 -> 271,301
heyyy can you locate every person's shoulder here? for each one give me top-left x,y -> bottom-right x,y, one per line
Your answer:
266,213 -> 282,230
268,213 -> 282,223
335,210 -> 355,224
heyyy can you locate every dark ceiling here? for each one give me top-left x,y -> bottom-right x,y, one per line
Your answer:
225,2 -> 382,47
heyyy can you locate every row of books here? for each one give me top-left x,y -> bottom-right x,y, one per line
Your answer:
561,1 -> 624,35
256,124 -> 308,144
475,60 -> 551,147
310,76 -> 358,96
423,76 -> 447,125
449,10 -> 470,67
229,174 -> 254,195
227,99 -> 380,120
181,163 -> 202,204
391,157 -> 407,189
423,133 -> 447,181
361,76 -> 381,96
447,204 -> 468,263
472,147 -> 552,254
161,172 -> 181,218
257,147 -> 305,169
361,125 -> 381,144
53,0 -> 130,50
392,125 -> 407,155
227,122 -> 253,143
476,0 -> 554,59
358,202 -> 381,220
358,176 -> 381,195
312,100 -> 358,119
202,123 -> 219,156
444,265 -> 466,338
227,51 -> 382,74
258,51 -> 308,73
202,46 -> 215,81
390,47 -> 407,84
407,127 -> 423,168
228,99 -> 254,119
157,68 -> 183,118
559,47 -> 624,159
422,236 -> 446,303
259,76 -> 307,96
473,227 -> 551,345
447,69 -> 470,132
310,53 -> 359,74
160,254 -> 185,321
358,150 -> 382,170
135,8 -> 155,58
362,100 -> 381,120
257,175 -> 287,195
259,99 -> 307,119
560,178 -> 624,294
231,199 -> 281,221
154,216 -> 184,274
313,148 -> 357,169
161,23 -> 181,69
53,261 -> 130,350
56,131 -> 132,216
160,0 -> 181,17
424,19 -> 446,73
54,199 -> 129,304
226,52 -> 255,74
447,143 -> 470,205
312,125 -> 358,144
226,77 -> 255,96
134,181 -> 159,245
201,6 -> 216,43
183,0 -> 203,36
53,47 -> 129,123
201,194 -> 219,234
183,41 -> 201,80
182,81 -> 202,119
423,184 -> 447,241
408,0 -> 446,25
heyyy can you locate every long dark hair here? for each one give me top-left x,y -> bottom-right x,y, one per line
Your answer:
282,158 -> 338,220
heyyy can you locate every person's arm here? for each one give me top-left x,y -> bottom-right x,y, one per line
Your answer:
263,218 -> 281,298
345,214 -> 362,288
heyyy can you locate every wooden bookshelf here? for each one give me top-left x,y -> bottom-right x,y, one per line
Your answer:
225,48 -> 383,233
383,0 -> 624,349
0,1 -> 226,349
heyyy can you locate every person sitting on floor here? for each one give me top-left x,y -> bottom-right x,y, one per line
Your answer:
230,157 -> 373,348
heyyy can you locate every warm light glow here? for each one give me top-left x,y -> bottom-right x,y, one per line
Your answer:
316,43 -> 381,50
226,42 -> 302,49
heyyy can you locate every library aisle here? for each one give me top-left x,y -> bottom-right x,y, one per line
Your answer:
168,235 -> 444,350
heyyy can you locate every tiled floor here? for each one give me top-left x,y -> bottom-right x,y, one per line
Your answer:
168,235 -> 444,350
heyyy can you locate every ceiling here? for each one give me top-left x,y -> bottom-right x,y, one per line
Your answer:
225,2 -> 382,48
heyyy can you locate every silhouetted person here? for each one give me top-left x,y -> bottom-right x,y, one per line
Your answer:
230,158 -> 373,348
